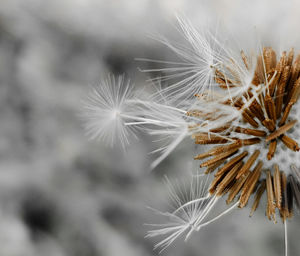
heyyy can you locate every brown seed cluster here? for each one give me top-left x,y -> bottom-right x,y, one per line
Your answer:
191,47 -> 300,222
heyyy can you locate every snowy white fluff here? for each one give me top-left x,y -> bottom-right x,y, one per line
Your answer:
83,16 -> 254,161
83,75 -> 137,148
82,17 -> 256,252
83,75 -> 192,165
138,16 -> 255,105
146,174 -> 239,252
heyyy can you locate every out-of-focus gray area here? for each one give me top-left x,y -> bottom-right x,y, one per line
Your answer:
1,0 -> 300,256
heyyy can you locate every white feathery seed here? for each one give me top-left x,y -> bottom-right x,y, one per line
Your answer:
83,75 -> 138,148
137,16 -> 231,104
146,174 -> 238,252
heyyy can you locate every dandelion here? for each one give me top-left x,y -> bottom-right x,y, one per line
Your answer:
142,46 -> 300,253
83,16 -> 300,255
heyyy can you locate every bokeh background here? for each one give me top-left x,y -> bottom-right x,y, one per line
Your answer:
1,0 -> 300,255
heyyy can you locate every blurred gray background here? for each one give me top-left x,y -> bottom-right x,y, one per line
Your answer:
1,0 -> 300,256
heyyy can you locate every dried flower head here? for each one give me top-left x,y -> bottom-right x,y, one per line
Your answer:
191,47 -> 300,223
83,16 -> 300,254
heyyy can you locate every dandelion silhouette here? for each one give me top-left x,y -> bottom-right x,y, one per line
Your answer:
83,16 -> 300,255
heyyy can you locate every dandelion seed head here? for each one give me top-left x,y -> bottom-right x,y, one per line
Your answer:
144,44 -> 300,251
192,46 -> 300,223
138,21 -> 300,251
82,15 -> 300,254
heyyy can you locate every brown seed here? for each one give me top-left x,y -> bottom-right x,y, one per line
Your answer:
215,151 -> 248,177
287,180 -> 294,218
239,138 -> 261,146
287,48 -> 294,66
209,172 -> 226,194
205,158 -> 227,174
270,48 -> 277,68
267,140 -> 277,160
264,93 -> 277,122
239,161 -> 263,208
216,161 -> 244,196
291,76 -> 300,100
195,137 -> 232,144
288,175 -> 300,209
249,100 -> 265,122
252,55 -> 265,85
280,172 -> 289,221
253,98 -> 265,116
233,126 -> 266,137
280,135 -> 300,152
285,61 -> 300,104
263,47 -> 273,74
210,125 -> 231,133
242,161 -> 263,191
277,51 -> 287,73
236,150 -> 260,179
262,118 -> 276,132
227,172 -> 250,204
269,52 -> 286,95
285,73 -> 300,106
273,164 -> 282,209
280,172 -> 293,222
242,110 -> 259,128
266,170 -> 276,222
266,120 -> 297,142
250,180 -> 266,217
200,148 -> 239,168
194,142 -> 241,160
279,101 -> 295,126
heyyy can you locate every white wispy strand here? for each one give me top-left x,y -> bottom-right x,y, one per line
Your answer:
82,75 -> 193,165
188,83 -> 265,135
138,16 -> 230,104
126,80 -> 192,168
136,99 -> 189,169
83,75 -> 138,148
146,174 -> 238,252
136,14 -> 260,140
83,17 -> 259,166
